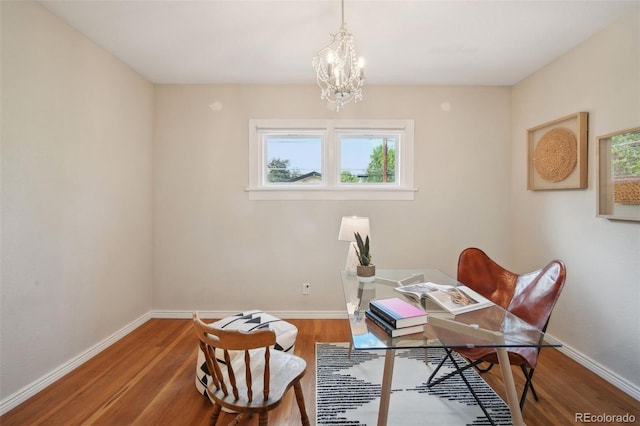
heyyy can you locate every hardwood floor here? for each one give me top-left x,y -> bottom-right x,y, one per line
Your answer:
1,319 -> 637,425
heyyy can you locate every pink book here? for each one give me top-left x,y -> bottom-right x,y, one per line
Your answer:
369,297 -> 428,328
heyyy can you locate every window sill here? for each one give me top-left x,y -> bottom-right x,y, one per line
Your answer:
245,186 -> 418,201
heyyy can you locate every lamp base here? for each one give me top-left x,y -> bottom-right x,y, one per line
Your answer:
345,242 -> 359,274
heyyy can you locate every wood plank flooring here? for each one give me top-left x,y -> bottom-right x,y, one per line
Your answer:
1,319 -> 638,425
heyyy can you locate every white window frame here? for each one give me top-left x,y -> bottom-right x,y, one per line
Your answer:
247,119 -> 416,200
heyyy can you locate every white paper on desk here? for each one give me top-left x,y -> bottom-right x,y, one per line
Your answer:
423,285 -> 494,315
394,282 -> 454,307
424,282 -> 454,291
397,282 -> 453,292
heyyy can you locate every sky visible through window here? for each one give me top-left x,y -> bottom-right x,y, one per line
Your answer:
267,137 -> 390,176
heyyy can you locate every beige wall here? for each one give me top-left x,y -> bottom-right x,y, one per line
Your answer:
511,11 -> 640,393
1,1 -> 154,400
2,0 -> 638,410
152,85 -> 512,313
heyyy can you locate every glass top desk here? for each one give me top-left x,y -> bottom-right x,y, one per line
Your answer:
341,269 -> 561,426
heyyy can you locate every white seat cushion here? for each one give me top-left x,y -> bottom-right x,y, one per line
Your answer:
195,310 -> 298,400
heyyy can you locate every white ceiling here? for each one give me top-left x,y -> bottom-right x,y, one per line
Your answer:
40,0 -> 638,86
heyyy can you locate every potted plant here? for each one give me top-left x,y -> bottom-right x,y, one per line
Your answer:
354,232 -> 375,282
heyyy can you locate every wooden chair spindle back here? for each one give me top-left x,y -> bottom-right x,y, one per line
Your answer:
193,313 -> 276,404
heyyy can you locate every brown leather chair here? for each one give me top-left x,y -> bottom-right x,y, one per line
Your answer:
193,312 -> 310,426
429,247 -> 566,410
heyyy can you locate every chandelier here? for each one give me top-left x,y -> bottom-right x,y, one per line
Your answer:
312,0 -> 364,111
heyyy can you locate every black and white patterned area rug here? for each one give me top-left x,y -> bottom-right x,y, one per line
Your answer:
316,342 -> 513,426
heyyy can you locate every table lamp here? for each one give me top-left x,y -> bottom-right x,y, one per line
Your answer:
338,216 -> 370,274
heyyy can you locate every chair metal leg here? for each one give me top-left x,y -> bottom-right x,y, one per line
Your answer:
426,351 -> 449,384
427,351 -> 483,387
430,349 -> 496,426
473,360 -> 494,373
519,365 -> 538,410
529,378 -> 539,400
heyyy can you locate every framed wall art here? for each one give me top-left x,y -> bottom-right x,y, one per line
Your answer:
596,126 -> 640,222
527,112 -> 588,190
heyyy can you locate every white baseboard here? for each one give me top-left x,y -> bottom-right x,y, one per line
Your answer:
0,310 -> 344,414
0,311 -> 151,416
2,312 -> 637,416
151,310 -> 348,320
552,338 -> 640,401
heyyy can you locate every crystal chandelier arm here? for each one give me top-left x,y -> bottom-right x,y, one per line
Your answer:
312,0 -> 364,111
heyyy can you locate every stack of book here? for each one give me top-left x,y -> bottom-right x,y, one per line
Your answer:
365,297 -> 428,337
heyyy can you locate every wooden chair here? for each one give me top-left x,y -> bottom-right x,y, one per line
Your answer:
192,312 -> 310,426
195,310 -> 299,398
428,247 -> 566,410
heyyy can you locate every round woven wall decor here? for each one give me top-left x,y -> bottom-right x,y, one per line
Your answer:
534,127 -> 577,182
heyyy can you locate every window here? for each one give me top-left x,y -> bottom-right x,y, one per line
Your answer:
265,134 -> 323,184
248,119 -> 415,200
338,132 -> 397,184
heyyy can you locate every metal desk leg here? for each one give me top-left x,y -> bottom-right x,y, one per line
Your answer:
377,349 -> 395,426
496,347 -> 525,426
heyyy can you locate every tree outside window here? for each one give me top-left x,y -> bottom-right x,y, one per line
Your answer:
611,130 -> 640,178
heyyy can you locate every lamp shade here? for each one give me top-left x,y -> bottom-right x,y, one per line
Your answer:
338,216 -> 370,242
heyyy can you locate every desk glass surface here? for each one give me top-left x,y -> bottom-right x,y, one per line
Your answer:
341,269 -> 561,351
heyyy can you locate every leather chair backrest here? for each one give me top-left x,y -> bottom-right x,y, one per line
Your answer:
458,247 -> 567,331
507,260 -> 566,331
456,248 -> 567,370
457,247 -> 518,309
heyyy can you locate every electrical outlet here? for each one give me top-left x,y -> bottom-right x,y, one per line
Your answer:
302,282 -> 311,295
